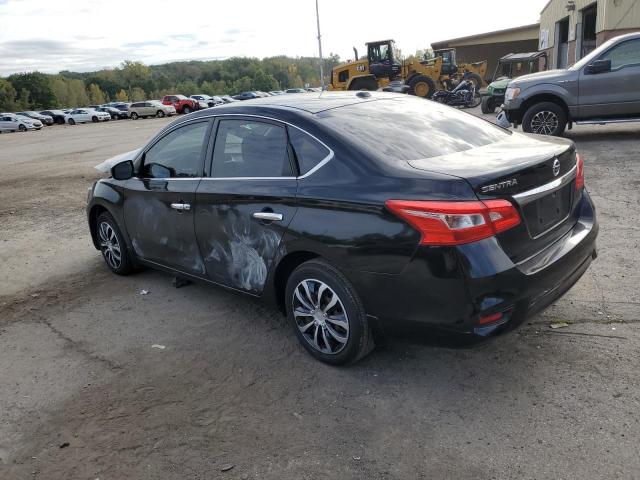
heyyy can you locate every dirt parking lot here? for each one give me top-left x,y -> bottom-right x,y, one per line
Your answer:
1,110 -> 639,479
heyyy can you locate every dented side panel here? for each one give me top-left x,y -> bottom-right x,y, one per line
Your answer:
194,179 -> 298,294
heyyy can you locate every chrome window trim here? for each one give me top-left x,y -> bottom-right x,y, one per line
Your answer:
512,165 -> 577,206
165,113 -> 335,180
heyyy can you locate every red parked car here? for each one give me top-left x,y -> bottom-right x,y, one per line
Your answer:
161,94 -> 198,114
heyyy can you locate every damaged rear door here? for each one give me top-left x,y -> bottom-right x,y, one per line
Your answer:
124,120 -> 212,275
195,117 -> 298,294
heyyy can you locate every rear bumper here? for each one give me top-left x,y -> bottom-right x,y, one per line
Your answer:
350,190 -> 598,337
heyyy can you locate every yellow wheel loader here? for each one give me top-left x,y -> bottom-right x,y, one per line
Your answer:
329,40 -> 486,99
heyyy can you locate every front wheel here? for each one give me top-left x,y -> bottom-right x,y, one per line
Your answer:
285,259 -> 373,365
481,96 -> 496,114
130,112 -> 138,120
92,116 -> 98,123
68,118 -> 75,125
156,110 -> 165,118
182,106 -> 191,114
522,102 -> 567,136
96,212 -> 134,275
18,124 -> 27,132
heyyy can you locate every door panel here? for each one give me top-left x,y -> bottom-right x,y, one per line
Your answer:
124,178 -> 205,274
194,117 -> 298,294
195,179 -> 297,293
579,39 -> 640,118
123,120 -> 211,275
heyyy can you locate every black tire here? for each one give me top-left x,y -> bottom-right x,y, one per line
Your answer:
130,112 -> 139,120
348,77 -> 379,91
462,72 -> 483,93
522,101 -> 567,136
68,118 -> 75,125
57,118 -> 64,124
92,116 -> 98,123
285,259 -> 374,365
466,92 -> 482,109
18,124 -> 27,132
183,106 -> 191,114
408,75 -> 436,99
96,212 -> 134,275
156,110 -> 165,118
481,96 -> 496,114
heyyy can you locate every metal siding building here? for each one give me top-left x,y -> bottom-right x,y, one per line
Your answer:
431,24 -> 540,82
539,0 -> 640,68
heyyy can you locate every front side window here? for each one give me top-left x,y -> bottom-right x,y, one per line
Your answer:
600,39 -> 640,69
142,122 -> 208,178
288,127 -> 330,175
211,119 -> 291,178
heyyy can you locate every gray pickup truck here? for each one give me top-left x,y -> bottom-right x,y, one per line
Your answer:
499,32 -> 640,136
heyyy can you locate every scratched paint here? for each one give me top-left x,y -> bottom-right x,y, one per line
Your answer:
205,209 -> 281,293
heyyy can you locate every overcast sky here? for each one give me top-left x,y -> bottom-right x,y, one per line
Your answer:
0,0 -> 546,76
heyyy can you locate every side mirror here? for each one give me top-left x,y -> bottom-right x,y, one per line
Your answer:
111,160 -> 134,181
586,59 -> 611,74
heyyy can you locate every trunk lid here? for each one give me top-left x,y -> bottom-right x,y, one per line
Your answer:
408,132 -> 580,263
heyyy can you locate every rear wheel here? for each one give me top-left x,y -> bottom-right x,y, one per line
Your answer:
130,112 -> 139,120
481,96 -> 496,114
285,259 -> 373,365
522,101 -> 567,136
408,75 -> 436,99
96,212 -> 134,275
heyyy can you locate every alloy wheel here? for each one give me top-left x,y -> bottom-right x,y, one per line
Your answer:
98,221 -> 122,269
292,279 -> 349,354
530,110 -> 559,135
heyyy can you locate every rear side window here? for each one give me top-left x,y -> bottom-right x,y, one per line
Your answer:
338,70 -> 349,82
288,127 -> 330,175
211,120 -> 291,178
142,122 -> 208,178
321,97 -> 509,161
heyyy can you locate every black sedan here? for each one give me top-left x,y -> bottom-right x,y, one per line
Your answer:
39,110 -> 66,125
86,92 -> 598,365
95,106 -> 128,120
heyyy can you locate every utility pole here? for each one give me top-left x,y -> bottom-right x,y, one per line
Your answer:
315,0 -> 324,89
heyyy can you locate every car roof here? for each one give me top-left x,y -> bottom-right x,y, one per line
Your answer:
186,91 -> 392,116
500,51 -> 546,62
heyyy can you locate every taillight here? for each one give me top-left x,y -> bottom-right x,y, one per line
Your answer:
575,153 -> 585,191
385,199 -> 521,246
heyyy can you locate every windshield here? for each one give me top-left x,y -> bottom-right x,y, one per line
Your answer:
570,35 -> 621,70
320,95 -> 510,161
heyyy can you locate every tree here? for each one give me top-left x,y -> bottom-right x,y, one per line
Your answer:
232,76 -> 252,93
0,78 -> 18,111
17,88 -> 31,109
119,60 -> 150,99
130,87 -> 146,101
7,72 -> 56,109
253,69 -> 279,92
115,89 -> 129,102
87,83 -> 106,104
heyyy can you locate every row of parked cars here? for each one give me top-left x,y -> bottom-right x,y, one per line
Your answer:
0,88 -> 323,133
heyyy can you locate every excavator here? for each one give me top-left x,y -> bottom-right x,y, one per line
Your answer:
329,39 -> 486,98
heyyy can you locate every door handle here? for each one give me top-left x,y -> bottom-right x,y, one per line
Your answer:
170,203 -> 191,211
252,211 -> 283,221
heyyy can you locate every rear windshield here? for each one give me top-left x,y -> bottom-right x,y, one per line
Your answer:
319,96 -> 509,161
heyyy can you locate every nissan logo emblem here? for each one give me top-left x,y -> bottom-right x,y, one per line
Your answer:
552,159 -> 561,177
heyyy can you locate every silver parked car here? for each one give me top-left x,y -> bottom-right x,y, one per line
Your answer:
128,101 -> 176,119
0,113 -> 42,132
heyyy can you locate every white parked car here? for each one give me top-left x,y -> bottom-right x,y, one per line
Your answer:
0,113 -> 43,132
65,108 -> 111,125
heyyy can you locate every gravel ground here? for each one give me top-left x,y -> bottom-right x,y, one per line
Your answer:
0,109 -> 639,479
